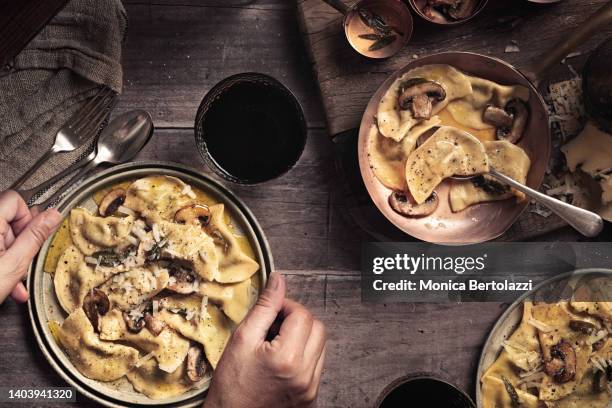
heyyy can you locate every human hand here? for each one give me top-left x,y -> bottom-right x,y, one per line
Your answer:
0,191 -> 61,304
205,272 -> 327,408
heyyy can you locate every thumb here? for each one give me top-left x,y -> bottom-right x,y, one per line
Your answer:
237,272 -> 286,343
3,209 -> 61,280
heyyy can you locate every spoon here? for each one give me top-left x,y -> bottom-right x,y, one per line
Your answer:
415,128 -> 604,237
455,168 -> 603,237
32,110 -> 154,211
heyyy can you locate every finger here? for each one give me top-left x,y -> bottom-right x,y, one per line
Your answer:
9,282 -> 28,303
0,218 -> 16,255
303,319 -> 326,373
2,209 -> 61,279
0,191 -> 32,230
269,299 -> 313,354
305,344 -> 326,404
237,272 -> 286,343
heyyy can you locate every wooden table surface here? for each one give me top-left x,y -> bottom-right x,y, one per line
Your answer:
0,1 -> 610,407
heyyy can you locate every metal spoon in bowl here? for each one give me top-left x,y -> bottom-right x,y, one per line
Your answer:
414,128 -> 604,237
31,110 -> 154,211
460,168 -> 604,237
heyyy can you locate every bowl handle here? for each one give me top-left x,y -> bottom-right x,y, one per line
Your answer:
525,0 -> 612,85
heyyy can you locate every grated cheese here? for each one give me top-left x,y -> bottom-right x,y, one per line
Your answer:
133,351 -> 155,368
118,205 -> 136,217
526,317 -> 553,332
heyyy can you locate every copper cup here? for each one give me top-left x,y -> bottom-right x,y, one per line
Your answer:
321,0 -> 413,59
408,0 -> 488,26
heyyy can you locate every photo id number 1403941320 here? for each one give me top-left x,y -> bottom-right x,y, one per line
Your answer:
0,387 -> 76,403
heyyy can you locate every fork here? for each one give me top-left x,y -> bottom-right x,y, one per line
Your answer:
9,86 -> 116,190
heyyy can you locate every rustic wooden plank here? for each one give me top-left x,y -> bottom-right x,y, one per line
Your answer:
0,273 -> 505,408
124,0 -> 289,8
116,2 -> 326,129
319,275 -> 505,407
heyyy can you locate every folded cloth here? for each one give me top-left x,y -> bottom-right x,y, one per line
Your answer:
0,0 -> 127,192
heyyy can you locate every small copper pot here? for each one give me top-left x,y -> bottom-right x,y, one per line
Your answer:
408,0 -> 489,26
321,0 -> 413,59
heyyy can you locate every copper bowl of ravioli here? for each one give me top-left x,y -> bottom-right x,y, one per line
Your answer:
27,162 -> 273,408
358,53 -> 550,244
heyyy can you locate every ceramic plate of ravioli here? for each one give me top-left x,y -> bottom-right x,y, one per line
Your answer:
358,53 -> 550,244
27,161 -> 273,408
476,269 -> 612,408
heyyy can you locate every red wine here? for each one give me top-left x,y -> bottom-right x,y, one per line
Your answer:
196,74 -> 306,184
378,377 -> 474,408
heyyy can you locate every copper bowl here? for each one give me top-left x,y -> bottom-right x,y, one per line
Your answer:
408,0 -> 489,25
358,52 -> 551,244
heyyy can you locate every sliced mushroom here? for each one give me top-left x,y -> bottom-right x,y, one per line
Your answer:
544,340 -> 576,383
483,99 -> 529,144
144,313 -> 166,336
98,188 -> 127,217
447,0 -> 478,20
389,191 -> 439,217
83,289 -> 110,332
174,204 -> 211,227
569,319 -> 598,334
398,78 -> 446,119
186,345 -> 208,382
483,105 -> 514,128
503,99 -> 529,143
123,311 -> 146,333
167,265 -> 198,294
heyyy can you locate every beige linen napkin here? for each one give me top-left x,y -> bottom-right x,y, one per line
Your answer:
0,0 -> 127,193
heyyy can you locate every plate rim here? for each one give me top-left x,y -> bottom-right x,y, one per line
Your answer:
27,160 -> 274,407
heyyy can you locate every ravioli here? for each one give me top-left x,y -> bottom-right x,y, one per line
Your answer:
481,303 -> 543,408
158,295 -> 232,369
159,220 -> 219,282
124,175 -> 193,222
126,358 -> 194,399
405,126 -> 489,204
205,204 -> 259,283
54,245 -> 114,313
446,75 -> 530,130
99,266 -> 169,311
377,64 -> 472,142
200,279 -> 255,324
367,119 -> 441,191
450,140 -> 531,212
69,208 -> 133,255
532,303 -> 593,401
57,308 -> 139,381
98,309 -> 189,373
481,374 -> 540,408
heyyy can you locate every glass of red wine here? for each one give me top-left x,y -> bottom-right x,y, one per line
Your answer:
195,73 -> 307,184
